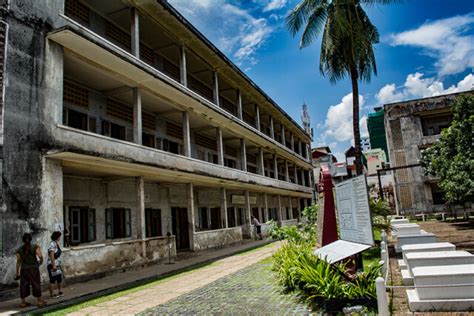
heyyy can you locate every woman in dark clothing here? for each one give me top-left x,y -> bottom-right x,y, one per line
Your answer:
15,233 -> 47,308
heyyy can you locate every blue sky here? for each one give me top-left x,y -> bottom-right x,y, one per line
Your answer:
168,0 -> 474,160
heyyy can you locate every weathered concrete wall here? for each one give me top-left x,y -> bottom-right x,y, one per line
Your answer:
281,219 -> 298,227
193,227 -> 242,251
384,91 -> 473,215
0,0 -> 66,285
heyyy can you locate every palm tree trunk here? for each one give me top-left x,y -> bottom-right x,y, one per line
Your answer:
350,64 -> 363,176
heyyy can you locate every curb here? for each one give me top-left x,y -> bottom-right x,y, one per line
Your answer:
29,240 -> 274,314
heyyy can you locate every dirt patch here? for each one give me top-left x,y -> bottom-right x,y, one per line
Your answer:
388,220 -> 474,315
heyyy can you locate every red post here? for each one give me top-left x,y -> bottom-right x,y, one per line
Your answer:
319,165 -> 338,246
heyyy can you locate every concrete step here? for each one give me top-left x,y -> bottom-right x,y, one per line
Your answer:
395,232 -> 437,253
412,264 -> 474,300
401,242 -> 456,262
407,289 -> 474,312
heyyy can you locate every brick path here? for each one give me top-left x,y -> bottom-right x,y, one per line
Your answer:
140,260 -> 311,315
69,242 -> 293,315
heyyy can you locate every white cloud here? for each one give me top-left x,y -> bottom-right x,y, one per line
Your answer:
322,93 -> 366,143
263,0 -> 288,12
376,72 -> 474,105
168,0 -> 274,68
376,83 -> 405,104
389,13 -> 474,76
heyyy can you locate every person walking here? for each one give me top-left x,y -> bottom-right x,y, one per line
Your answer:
15,233 -> 47,308
251,216 -> 263,240
47,231 -> 64,298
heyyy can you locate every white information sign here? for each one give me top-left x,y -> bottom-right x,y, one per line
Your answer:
335,175 -> 374,245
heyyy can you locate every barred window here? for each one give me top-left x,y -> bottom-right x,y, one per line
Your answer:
65,0 -> 90,25
105,21 -> 131,51
63,81 -> 89,108
106,98 -> 133,123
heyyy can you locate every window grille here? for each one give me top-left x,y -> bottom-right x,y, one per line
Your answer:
224,145 -> 237,158
65,0 -> 90,25
220,97 -> 236,115
247,153 -> 257,165
142,111 -> 156,131
390,119 -> 404,150
166,122 -> 183,139
140,43 -> 154,65
106,98 -> 133,123
195,134 -> 217,150
188,75 -> 213,101
399,185 -> 412,209
105,21 -> 131,51
162,58 -> 180,82
63,81 -> 89,108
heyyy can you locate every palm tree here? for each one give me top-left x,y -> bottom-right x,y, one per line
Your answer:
287,0 -> 393,175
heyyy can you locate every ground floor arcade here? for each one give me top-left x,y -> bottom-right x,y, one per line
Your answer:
44,153 -> 311,281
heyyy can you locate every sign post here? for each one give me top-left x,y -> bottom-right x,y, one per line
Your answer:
315,175 -> 374,264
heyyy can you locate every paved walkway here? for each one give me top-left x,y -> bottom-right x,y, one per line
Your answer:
68,242 -> 282,315
0,240 -> 271,315
141,259 -> 311,315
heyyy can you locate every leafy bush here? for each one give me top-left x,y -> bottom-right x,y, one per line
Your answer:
369,197 -> 392,233
271,242 -> 381,312
267,204 -> 318,244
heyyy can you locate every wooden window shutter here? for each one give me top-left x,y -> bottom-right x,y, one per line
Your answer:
105,208 -> 113,239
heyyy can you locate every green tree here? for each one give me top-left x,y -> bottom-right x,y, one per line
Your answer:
286,0 -> 397,175
420,94 -> 474,206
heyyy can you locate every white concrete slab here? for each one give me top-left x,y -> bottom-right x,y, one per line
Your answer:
401,268 -> 413,285
406,251 -> 474,276
401,242 -> 456,262
398,258 -> 407,270
314,240 -> 371,263
392,223 -> 421,237
391,218 -> 409,225
395,233 -> 436,253
407,289 -> 474,312
412,264 -> 474,300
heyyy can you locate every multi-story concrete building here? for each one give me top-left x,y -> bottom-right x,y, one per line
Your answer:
384,91 -> 473,215
0,0 -> 314,285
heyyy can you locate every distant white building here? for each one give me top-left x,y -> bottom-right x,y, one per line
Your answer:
361,137 -> 371,151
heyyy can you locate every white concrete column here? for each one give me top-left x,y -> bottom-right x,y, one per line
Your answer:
221,188 -> 228,228
130,7 -> 140,58
180,45 -> 187,87
182,111 -> 191,157
273,154 -> 278,179
216,127 -> 224,166
376,277 -> 389,316
277,195 -> 283,225
236,90 -> 243,120
288,196 -> 293,219
136,177 -> 146,239
269,116 -> 275,139
298,140 -> 302,156
255,104 -> 261,130
284,160 -> 289,182
136,176 -> 146,256
243,191 -> 252,238
258,202 -> 264,223
133,87 -> 142,145
302,169 -> 306,187
213,71 -> 219,106
240,138 -> 247,171
305,143 -> 310,160
187,183 -> 195,251
281,125 -> 286,146
258,148 -> 265,176
263,193 -> 269,222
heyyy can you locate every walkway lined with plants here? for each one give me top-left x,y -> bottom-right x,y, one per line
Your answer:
141,258 -> 311,315
47,243 -> 280,315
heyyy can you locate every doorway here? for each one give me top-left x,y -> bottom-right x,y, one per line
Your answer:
171,207 -> 190,250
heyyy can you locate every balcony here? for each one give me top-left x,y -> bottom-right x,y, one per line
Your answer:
60,0 -> 311,163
